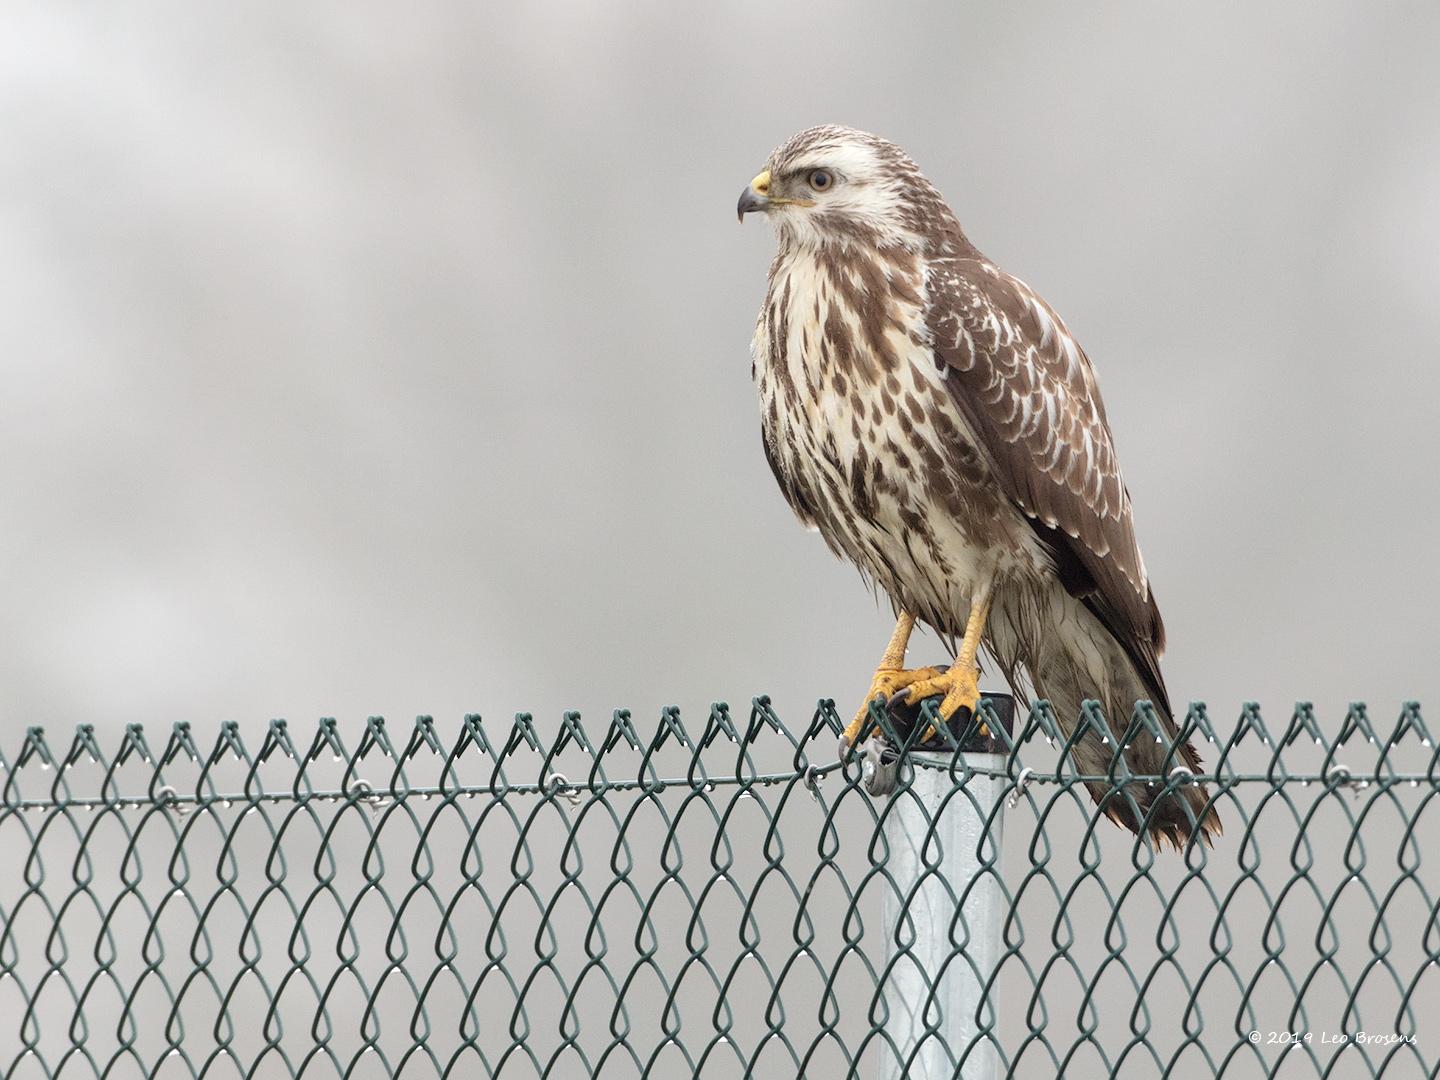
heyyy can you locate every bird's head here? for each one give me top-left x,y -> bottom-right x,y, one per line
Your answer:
737,125 -> 956,252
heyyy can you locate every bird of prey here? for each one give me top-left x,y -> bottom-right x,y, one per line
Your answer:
738,125 -> 1219,847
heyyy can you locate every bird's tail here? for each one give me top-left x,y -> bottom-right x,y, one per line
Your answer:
1024,620 -> 1222,850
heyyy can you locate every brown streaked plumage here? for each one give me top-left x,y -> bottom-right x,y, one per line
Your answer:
740,125 -> 1219,847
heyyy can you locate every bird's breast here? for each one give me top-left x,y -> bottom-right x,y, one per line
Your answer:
752,246 -> 1028,615
754,247 -> 934,463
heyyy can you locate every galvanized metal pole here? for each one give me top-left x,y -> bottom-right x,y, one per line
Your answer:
880,750 -> 1007,1080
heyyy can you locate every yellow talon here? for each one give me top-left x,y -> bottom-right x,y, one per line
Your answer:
904,664 -> 981,720
901,663 -> 983,743
839,665 -> 947,751
910,585 -> 994,743
841,612 -> 916,756
840,590 -> 995,757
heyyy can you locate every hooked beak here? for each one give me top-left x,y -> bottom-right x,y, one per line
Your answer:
737,169 -> 771,222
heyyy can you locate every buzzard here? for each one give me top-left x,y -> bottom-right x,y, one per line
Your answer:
738,125 -> 1219,847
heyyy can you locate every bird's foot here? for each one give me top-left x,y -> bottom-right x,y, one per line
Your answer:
838,665 -> 948,759
903,663 -> 985,743
904,663 -> 981,718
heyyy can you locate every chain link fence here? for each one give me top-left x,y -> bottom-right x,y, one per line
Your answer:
1,699 -> 1436,1078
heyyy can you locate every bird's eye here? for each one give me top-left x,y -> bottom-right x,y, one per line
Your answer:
807,169 -> 833,192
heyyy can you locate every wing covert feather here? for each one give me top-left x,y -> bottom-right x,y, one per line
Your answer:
926,259 -> 1168,707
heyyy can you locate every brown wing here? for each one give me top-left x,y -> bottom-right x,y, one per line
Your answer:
926,258 -> 1169,712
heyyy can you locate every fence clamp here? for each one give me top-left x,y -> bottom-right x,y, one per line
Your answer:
153,785 -> 190,817
1326,764 -> 1367,800
545,772 -> 583,810
348,780 -> 387,815
803,765 -> 823,803
861,738 -> 899,796
1008,767 -> 1035,809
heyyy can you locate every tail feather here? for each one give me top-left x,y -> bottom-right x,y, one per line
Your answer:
1017,603 -> 1222,849
1049,693 -> 1223,849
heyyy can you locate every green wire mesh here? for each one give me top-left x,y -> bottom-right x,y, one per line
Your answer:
1,700 -> 1437,1079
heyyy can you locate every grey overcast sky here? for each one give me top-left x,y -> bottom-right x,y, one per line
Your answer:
2,1 -> 1438,744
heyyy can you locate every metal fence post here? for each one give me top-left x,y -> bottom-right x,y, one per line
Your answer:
880,748 -> 1007,1080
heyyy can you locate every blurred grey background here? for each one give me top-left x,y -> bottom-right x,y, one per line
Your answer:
2,1 -> 1437,739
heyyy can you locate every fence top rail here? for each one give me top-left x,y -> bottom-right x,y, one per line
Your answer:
1,700 -> 1433,812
